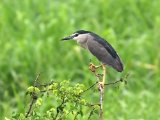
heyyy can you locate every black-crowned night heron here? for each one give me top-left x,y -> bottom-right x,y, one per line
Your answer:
62,30 -> 123,85
62,30 -> 123,71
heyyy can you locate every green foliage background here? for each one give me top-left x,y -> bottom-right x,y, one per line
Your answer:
0,0 -> 160,119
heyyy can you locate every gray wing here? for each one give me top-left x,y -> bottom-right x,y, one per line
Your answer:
90,32 -> 118,59
87,39 -> 123,72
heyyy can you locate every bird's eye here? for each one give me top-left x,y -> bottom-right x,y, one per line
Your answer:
74,33 -> 79,37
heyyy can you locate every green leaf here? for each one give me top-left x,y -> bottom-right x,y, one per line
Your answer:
27,86 -> 40,93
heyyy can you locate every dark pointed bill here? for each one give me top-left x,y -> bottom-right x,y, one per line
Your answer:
61,35 -> 74,41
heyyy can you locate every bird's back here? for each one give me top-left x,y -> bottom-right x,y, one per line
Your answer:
87,32 -> 123,72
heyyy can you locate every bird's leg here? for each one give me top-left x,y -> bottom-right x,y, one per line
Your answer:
98,64 -> 106,89
102,64 -> 106,85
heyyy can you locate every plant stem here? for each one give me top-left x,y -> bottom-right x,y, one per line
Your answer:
99,64 -> 106,120
99,83 -> 103,120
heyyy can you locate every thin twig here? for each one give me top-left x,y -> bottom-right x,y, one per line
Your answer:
80,81 -> 98,94
25,96 -> 37,118
40,89 -> 53,93
34,73 -> 40,86
25,73 -> 40,118
74,111 -> 80,120
54,98 -> 65,120
105,78 -> 122,86
36,80 -> 55,87
81,75 -> 129,93
88,108 -> 95,120
105,73 -> 129,86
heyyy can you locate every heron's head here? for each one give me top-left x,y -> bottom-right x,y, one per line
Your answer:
62,30 -> 91,41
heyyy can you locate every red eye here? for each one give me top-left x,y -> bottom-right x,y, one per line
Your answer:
74,33 -> 79,37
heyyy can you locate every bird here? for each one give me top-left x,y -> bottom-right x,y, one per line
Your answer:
62,30 -> 123,73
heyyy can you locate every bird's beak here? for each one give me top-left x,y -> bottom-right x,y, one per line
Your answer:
61,35 -> 74,41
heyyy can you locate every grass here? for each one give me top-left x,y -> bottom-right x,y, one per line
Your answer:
0,0 -> 160,119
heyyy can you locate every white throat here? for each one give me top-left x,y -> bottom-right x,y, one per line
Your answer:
74,34 -> 91,49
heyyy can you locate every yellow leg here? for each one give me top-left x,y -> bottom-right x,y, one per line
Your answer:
98,64 -> 106,88
102,64 -> 106,85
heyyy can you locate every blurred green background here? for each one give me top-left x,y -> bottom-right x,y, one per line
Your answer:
0,0 -> 160,119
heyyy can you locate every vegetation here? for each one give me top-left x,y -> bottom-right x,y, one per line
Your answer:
0,0 -> 159,119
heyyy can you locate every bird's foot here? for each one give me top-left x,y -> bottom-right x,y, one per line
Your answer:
89,63 -> 96,72
89,63 -> 102,72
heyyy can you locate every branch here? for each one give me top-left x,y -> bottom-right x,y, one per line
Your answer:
54,98 -> 65,120
25,95 -> 37,118
80,81 -> 98,94
105,73 -> 129,86
40,89 -> 53,93
105,78 -> 122,86
80,73 -> 129,95
25,73 -> 40,118
36,80 -> 55,87
98,83 -> 103,120
74,111 -> 80,120
87,108 -> 95,120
